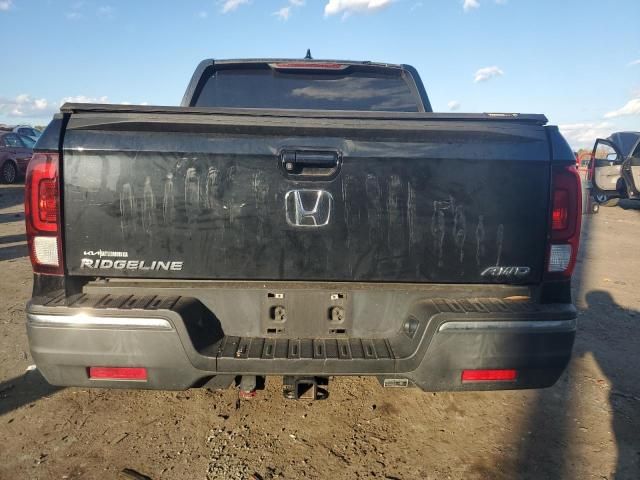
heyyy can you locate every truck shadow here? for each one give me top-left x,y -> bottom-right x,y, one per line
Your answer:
513,290 -> 639,479
0,370 -> 63,417
580,290 -> 640,479
511,208 -> 640,479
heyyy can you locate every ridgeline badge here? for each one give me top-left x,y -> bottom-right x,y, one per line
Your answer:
80,259 -> 183,271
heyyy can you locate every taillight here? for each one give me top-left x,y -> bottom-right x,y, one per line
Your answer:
25,152 -> 63,275
551,189 -> 569,230
545,165 -> 581,278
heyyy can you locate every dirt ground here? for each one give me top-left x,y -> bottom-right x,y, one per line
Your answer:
0,183 -> 639,480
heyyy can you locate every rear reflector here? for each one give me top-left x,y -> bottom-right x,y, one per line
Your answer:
88,367 -> 147,381
461,369 -> 518,382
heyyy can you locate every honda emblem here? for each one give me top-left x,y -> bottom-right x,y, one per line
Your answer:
285,190 -> 333,227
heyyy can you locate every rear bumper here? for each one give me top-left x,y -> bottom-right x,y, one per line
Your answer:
26,293 -> 576,392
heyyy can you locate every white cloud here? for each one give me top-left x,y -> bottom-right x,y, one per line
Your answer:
474,66 -> 504,83
273,0 -> 305,21
65,0 -> 86,19
97,5 -> 114,18
463,0 -> 479,12
463,0 -> 507,11
447,100 -> 461,111
324,0 -> 393,17
61,95 -> 109,104
0,94 -> 54,118
197,10 -> 208,18
220,0 -> 250,13
0,94 -> 153,125
410,1 -> 423,10
628,59 -> 640,67
604,97 -> 640,119
274,6 -> 291,20
0,0 -> 13,11
559,122 -> 614,149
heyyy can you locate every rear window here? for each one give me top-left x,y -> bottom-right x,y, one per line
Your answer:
194,67 -> 420,112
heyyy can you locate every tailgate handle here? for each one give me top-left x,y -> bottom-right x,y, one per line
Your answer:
281,150 -> 340,177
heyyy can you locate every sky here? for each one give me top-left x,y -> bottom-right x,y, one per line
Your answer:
0,0 -> 638,149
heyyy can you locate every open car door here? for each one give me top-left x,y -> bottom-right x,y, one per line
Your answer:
591,139 -> 624,197
622,140 -> 640,199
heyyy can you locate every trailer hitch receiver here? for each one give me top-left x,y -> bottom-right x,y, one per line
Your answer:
283,376 -> 329,400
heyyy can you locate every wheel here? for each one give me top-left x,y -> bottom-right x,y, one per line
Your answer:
594,193 -> 609,203
1,161 -> 17,184
593,192 -> 619,206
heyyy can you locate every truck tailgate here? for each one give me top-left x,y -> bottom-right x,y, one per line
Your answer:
61,106 -> 551,284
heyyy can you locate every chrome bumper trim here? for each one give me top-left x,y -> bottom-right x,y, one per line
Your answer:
438,319 -> 576,332
27,312 -> 173,330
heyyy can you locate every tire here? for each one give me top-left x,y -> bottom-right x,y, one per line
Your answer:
616,179 -> 629,199
593,192 -> 621,206
1,161 -> 17,184
601,198 -> 619,207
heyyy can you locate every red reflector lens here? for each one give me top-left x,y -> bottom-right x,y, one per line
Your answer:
461,369 -> 517,382
88,367 -> 148,381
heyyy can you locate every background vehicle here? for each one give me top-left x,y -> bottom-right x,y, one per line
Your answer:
18,134 -> 37,149
12,125 -> 42,142
1,132 -> 33,183
576,152 -> 600,213
577,152 -> 593,181
25,58 -> 581,398
590,131 -> 640,205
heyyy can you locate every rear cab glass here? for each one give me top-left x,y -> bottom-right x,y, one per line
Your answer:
193,65 -> 422,112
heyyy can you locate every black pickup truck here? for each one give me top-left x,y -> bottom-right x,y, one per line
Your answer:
25,58 -> 581,398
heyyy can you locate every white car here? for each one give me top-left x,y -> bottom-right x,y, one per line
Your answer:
12,125 -> 42,143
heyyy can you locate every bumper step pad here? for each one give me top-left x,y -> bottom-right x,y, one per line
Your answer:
218,336 -> 394,361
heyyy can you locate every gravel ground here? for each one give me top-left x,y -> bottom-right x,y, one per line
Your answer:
1,183 -> 639,480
